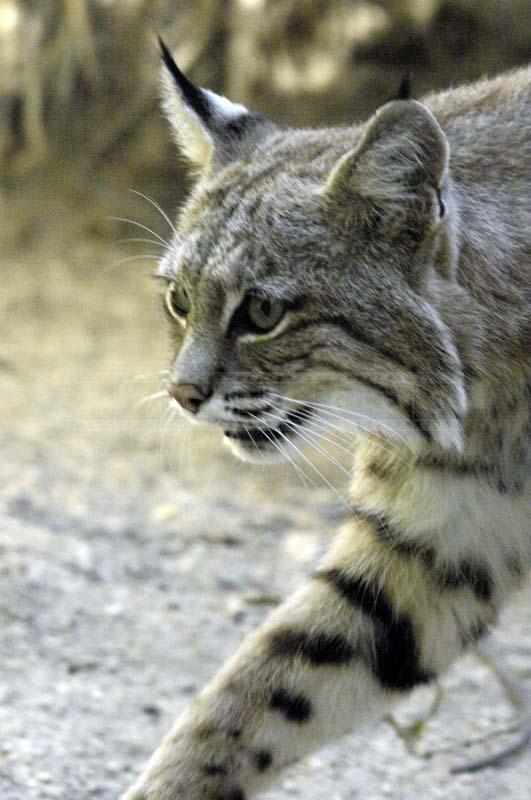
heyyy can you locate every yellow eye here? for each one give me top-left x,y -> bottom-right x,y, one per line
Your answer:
165,282 -> 190,320
246,296 -> 285,332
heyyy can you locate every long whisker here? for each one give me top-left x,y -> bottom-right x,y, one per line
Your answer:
264,395 -> 409,464
125,369 -> 170,386
160,402 -> 180,471
247,412 -> 354,516
245,415 -> 318,499
271,392 -> 414,451
135,390 -> 168,410
107,254 -> 162,271
261,409 -> 351,478
129,189 -> 178,237
310,413 -> 411,465
110,216 -> 170,247
299,412 -> 410,466
300,416 -> 363,451
118,237 -> 167,249
285,414 -> 356,456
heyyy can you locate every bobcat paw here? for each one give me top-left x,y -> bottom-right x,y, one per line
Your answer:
122,774 -> 247,800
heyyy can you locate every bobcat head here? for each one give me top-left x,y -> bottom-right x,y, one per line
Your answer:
156,39 -> 466,465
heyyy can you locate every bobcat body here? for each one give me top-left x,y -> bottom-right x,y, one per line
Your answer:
124,47 -> 530,800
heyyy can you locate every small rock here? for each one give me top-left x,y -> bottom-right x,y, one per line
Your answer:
142,703 -> 161,718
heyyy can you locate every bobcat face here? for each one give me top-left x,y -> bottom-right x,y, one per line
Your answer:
159,205 -> 321,463
158,41 -> 467,462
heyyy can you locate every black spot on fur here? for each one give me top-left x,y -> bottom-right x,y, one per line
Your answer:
215,790 -> 246,800
315,568 -> 394,626
316,568 -> 433,691
361,508 -> 437,567
204,763 -> 227,776
358,508 -> 495,603
255,750 -> 273,772
438,561 -> 494,602
373,615 -> 434,691
227,790 -> 246,800
269,688 -> 312,722
269,629 -> 354,666
224,389 -> 265,401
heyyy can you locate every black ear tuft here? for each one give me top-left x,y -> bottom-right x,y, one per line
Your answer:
396,73 -> 413,101
158,35 -> 211,123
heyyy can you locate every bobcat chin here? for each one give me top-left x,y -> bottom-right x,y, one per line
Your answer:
123,41 -> 530,800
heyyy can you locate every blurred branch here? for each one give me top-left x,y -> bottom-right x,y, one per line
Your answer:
1,0 -> 529,240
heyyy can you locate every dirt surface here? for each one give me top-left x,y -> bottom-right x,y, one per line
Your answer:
1,238 -> 530,800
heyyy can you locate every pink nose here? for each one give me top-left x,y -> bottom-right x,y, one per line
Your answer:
168,383 -> 210,414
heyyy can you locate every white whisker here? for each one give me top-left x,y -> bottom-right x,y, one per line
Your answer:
130,189 -> 179,237
110,216 -> 170,247
118,237 -> 167,249
107,254 -> 162,271
271,392 -> 414,451
135,390 -> 168,409
125,369 -> 170,386
261,409 -> 351,478
300,413 -> 410,466
160,402 -> 179,471
245,417 -> 316,497
303,421 -> 355,453
246,412 -> 354,516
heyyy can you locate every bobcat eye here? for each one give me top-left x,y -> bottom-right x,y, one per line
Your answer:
165,281 -> 190,320
246,296 -> 285,332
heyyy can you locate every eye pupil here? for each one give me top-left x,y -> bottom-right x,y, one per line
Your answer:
242,295 -> 285,333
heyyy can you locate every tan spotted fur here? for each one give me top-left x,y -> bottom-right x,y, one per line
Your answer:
123,55 -> 530,800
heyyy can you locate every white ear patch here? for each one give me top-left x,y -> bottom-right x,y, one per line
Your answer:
160,70 -> 215,169
203,89 -> 248,120
159,38 -> 253,171
159,38 -> 272,173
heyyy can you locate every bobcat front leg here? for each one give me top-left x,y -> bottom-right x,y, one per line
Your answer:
123,514 -> 497,800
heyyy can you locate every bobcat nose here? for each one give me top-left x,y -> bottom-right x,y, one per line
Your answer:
168,383 -> 210,414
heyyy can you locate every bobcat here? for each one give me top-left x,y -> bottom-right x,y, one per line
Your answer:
123,41 -> 530,800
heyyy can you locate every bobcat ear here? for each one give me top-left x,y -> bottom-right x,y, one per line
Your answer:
325,100 -> 449,233
159,37 -> 270,172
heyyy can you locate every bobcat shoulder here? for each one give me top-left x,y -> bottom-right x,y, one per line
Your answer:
123,46 -> 530,800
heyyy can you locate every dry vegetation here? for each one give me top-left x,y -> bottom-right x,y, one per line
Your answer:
1,0 -> 530,248
1,3 -> 530,799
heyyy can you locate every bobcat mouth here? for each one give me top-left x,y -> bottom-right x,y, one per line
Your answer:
224,405 -> 313,447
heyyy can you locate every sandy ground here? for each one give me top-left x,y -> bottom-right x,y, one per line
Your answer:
1,238 -> 530,800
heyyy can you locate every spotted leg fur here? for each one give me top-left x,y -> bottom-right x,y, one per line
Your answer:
122,505 -> 517,800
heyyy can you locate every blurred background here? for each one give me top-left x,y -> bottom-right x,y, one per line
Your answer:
1,3 -> 530,800
1,0 -> 531,246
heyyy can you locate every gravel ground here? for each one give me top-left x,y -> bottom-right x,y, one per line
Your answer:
1,240 -> 530,800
